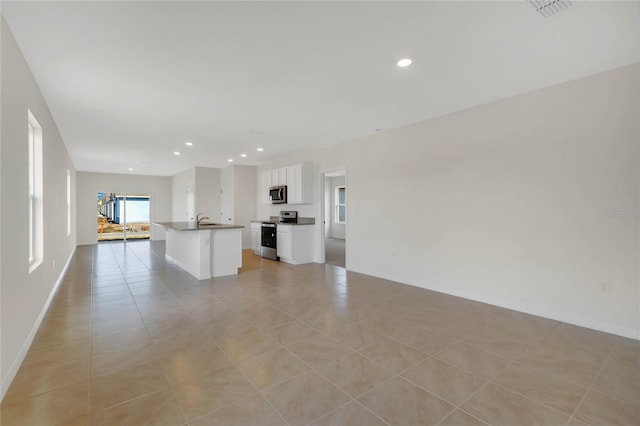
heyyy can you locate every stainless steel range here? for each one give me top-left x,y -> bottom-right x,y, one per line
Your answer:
260,222 -> 278,260
278,210 -> 298,224
260,211 -> 298,260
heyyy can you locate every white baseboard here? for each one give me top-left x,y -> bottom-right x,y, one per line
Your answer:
349,267 -> 640,341
0,247 -> 76,401
431,285 -> 640,340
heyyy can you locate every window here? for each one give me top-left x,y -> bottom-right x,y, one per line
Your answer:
66,170 -> 71,236
335,186 -> 346,224
28,110 -> 43,272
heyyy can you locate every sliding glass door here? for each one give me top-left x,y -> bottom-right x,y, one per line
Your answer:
97,192 -> 150,241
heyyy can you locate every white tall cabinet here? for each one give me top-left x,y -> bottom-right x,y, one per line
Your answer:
260,172 -> 272,204
220,181 -> 233,224
220,165 -> 256,249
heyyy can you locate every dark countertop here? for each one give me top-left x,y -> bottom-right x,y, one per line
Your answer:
155,222 -> 244,231
250,217 -> 315,226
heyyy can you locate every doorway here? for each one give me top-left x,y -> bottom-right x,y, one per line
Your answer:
97,192 -> 151,241
322,170 -> 346,267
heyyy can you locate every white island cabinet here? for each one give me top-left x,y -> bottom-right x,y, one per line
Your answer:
156,222 -> 244,280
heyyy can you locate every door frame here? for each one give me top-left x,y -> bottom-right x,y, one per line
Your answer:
319,168 -> 347,266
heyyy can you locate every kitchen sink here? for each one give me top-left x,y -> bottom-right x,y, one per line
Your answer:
197,222 -> 221,227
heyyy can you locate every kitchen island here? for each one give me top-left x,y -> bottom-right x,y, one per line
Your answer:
155,222 -> 244,280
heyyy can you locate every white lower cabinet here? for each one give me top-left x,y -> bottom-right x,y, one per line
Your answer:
276,224 -> 314,265
250,222 -> 261,255
276,228 -> 293,260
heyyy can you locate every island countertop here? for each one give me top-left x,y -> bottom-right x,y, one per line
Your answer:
155,221 -> 244,231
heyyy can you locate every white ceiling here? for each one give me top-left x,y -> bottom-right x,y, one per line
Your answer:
2,1 -> 639,176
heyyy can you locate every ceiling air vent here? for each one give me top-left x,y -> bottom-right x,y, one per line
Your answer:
527,0 -> 573,17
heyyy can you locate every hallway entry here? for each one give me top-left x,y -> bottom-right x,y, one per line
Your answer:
323,170 -> 346,267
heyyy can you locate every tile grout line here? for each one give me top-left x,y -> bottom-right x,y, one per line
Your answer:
489,380 -> 581,420
444,345 -> 520,423
207,325 -> 391,426
436,407 -> 491,426
3,263 -> 92,406
505,331 -> 614,390
278,344 -> 393,426
437,328 -> 613,424
130,247 -> 256,426
13,242 -> 637,426
224,279 -> 466,425
36,251 -> 94,425
86,246 -> 97,420
89,244 -> 176,420
442,338 -> 596,425
565,347 -> 616,426
128,243 -> 200,425
187,301 -> 293,426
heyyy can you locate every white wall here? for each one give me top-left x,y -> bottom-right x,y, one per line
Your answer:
195,167 -> 221,222
233,166 -> 256,249
170,165 -> 253,248
77,172 -> 171,245
221,165 -> 256,249
328,176 -> 346,239
258,63 -> 640,339
1,18 -> 77,399
171,167 -> 195,221
324,177 -> 330,238
171,167 -> 221,223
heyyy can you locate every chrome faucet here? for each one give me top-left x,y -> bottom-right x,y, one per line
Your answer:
196,213 -> 209,225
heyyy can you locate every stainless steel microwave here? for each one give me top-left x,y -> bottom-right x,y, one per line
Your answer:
269,185 -> 287,204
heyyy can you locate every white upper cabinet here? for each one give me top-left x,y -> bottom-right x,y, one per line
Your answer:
261,163 -> 312,205
271,167 -> 287,186
286,163 -> 312,204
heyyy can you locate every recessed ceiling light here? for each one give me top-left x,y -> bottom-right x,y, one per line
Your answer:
227,158 -> 234,162
256,147 -> 264,152
184,141 -> 193,146
397,58 -> 412,67
173,151 -> 181,156
128,168 -> 134,171
240,153 -> 247,158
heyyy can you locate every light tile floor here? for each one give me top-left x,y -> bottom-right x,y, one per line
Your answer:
1,241 -> 638,426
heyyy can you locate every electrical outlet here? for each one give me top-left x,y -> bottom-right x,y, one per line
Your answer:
600,281 -> 612,294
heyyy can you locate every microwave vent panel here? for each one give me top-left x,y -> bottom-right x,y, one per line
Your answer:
527,0 -> 573,17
